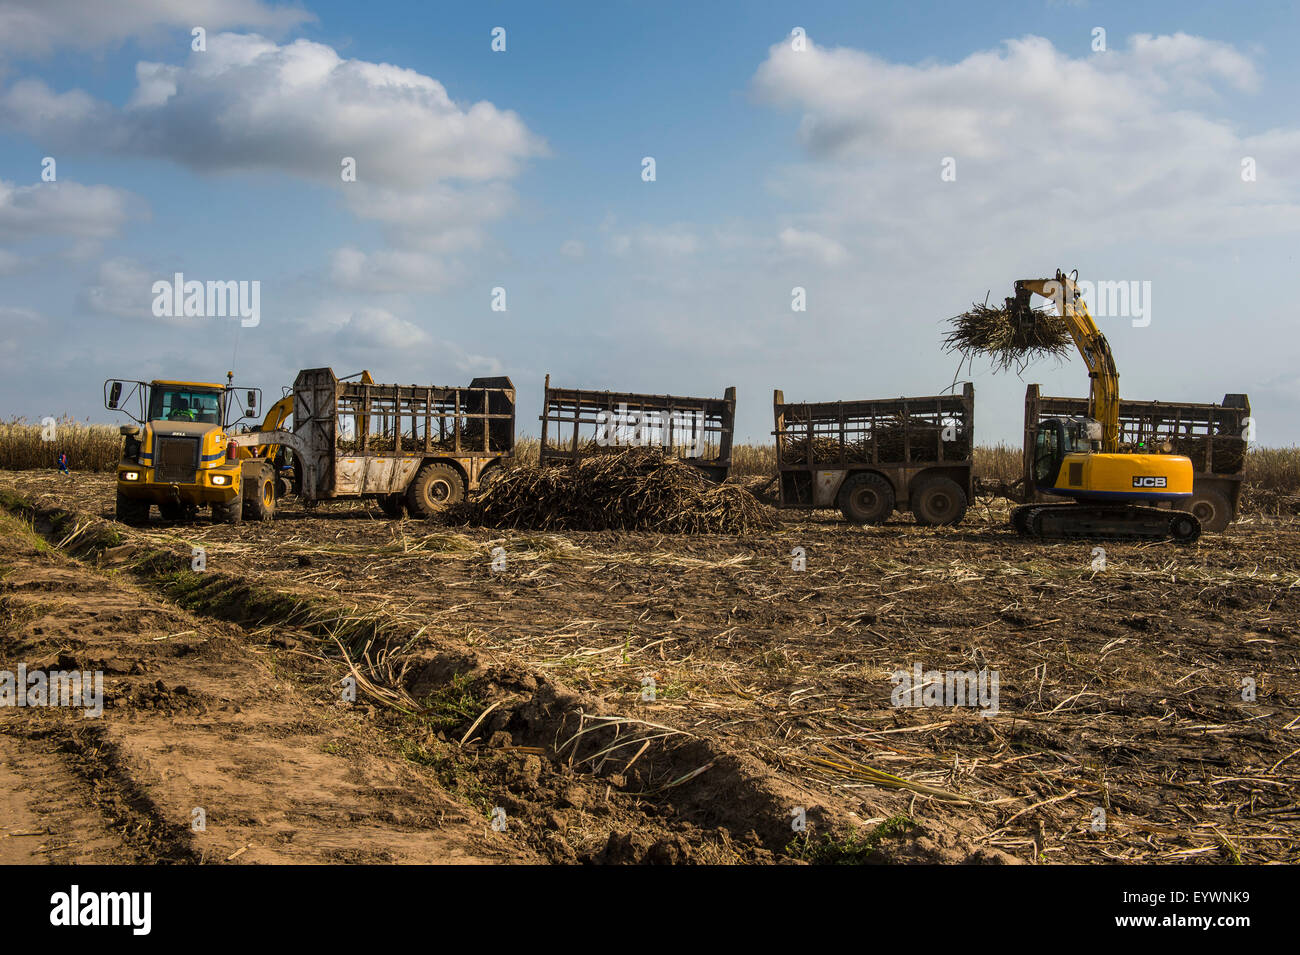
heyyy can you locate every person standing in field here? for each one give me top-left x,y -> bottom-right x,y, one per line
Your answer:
57,451 -> 70,478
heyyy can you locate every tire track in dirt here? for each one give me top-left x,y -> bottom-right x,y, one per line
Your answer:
0,487 -> 860,864
0,506 -> 521,864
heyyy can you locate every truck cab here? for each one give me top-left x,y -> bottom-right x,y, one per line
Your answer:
106,376 -> 272,525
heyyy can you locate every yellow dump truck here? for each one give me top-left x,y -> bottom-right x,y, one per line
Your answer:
104,374 -> 277,525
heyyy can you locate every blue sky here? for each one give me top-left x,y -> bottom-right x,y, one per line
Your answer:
1,0 -> 1297,445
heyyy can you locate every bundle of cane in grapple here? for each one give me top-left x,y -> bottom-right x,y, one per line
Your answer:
943,301 -> 1071,371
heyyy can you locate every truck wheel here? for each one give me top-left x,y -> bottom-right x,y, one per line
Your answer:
243,469 -> 276,522
912,476 -> 968,526
379,494 -> 407,518
158,501 -> 195,522
406,462 -> 465,518
837,472 -> 894,525
212,492 -> 243,525
1185,488 -> 1231,533
115,492 -> 150,526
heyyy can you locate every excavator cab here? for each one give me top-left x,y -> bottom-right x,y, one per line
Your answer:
1032,416 -> 1097,489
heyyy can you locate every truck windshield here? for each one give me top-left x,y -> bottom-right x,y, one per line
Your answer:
149,388 -> 222,424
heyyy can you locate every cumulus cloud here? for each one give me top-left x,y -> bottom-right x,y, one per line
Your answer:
1,34 -> 545,189
777,227 -> 848,267
329,247 -> 464,294
452,351 -> 504,376
330,307 -> 432,351
0,180 -> 141,242
79,256 -> 157,318
0,32 -> 547,294
0,0 -> 313,55
751,32 -> 1300,253
610,226 -> 700,258
754,33 -> 1259,162
294,303 -> 500,374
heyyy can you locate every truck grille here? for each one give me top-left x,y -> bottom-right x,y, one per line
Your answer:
154,436 -> 199,483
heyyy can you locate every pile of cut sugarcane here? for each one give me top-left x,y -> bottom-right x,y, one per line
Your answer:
458,448 -> 775,534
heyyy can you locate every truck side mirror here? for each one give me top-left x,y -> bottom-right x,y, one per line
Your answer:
108,382 -> 122,409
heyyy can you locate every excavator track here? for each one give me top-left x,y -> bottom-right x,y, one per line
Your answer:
1011,502 -> 1200,544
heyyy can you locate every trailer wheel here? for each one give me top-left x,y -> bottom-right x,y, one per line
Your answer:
115,492 -> 150,526
407,462 -> 465,518
837,472 -> 894,525
379,494 -> 407,519
912,476 -> 968,526
476,466 -> 504,495
243,468 -> 276,522
1185,488 -> 1231,533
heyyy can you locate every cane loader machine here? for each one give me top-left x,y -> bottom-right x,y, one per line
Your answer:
1007,270 -> 1201,543
105,373 -> 277,525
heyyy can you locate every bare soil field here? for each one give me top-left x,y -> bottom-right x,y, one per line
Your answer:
2,469 -> 1297,864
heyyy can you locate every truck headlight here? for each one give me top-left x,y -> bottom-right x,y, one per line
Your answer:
123,471 -> 140,481
211,474 -> 229,486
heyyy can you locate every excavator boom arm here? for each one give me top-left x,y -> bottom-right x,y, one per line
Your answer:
1015,272 -> 1121,453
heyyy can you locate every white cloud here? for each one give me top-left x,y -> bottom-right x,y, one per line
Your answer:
453,351 -> 504,376
329,247 -> 463,294
777,227 -> 848,267
79,257 -> 157,318
0,180 -> 140,242
0,0 -> 313,55
610,226 -> 700,258
291,302 -> 500,375
1126,33 -> 1259,95
754,33 -> 1258,163
1,34 -> 545,189
0,33 -> 546,296
330,307 -> 431,351
751,33 -> 1300,253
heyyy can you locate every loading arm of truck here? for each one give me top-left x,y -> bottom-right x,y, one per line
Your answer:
228,430 -> 320,498
1008,270 -> 1121,453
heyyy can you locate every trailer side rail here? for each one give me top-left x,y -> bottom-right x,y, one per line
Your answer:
539,375 -> 736,476
1024,385 -> 1249,480
774,382 -> 975,469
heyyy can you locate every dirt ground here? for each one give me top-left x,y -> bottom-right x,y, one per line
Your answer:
1,470 -> 1297,865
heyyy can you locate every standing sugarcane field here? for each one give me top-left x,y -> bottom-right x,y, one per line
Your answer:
0,0 -> 1292,934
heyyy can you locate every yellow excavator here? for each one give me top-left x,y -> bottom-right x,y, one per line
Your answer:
1008,270 -> 1201,543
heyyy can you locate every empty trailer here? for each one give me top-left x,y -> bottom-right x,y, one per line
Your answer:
774,383 -> 974,525
539,375 -> 737,482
